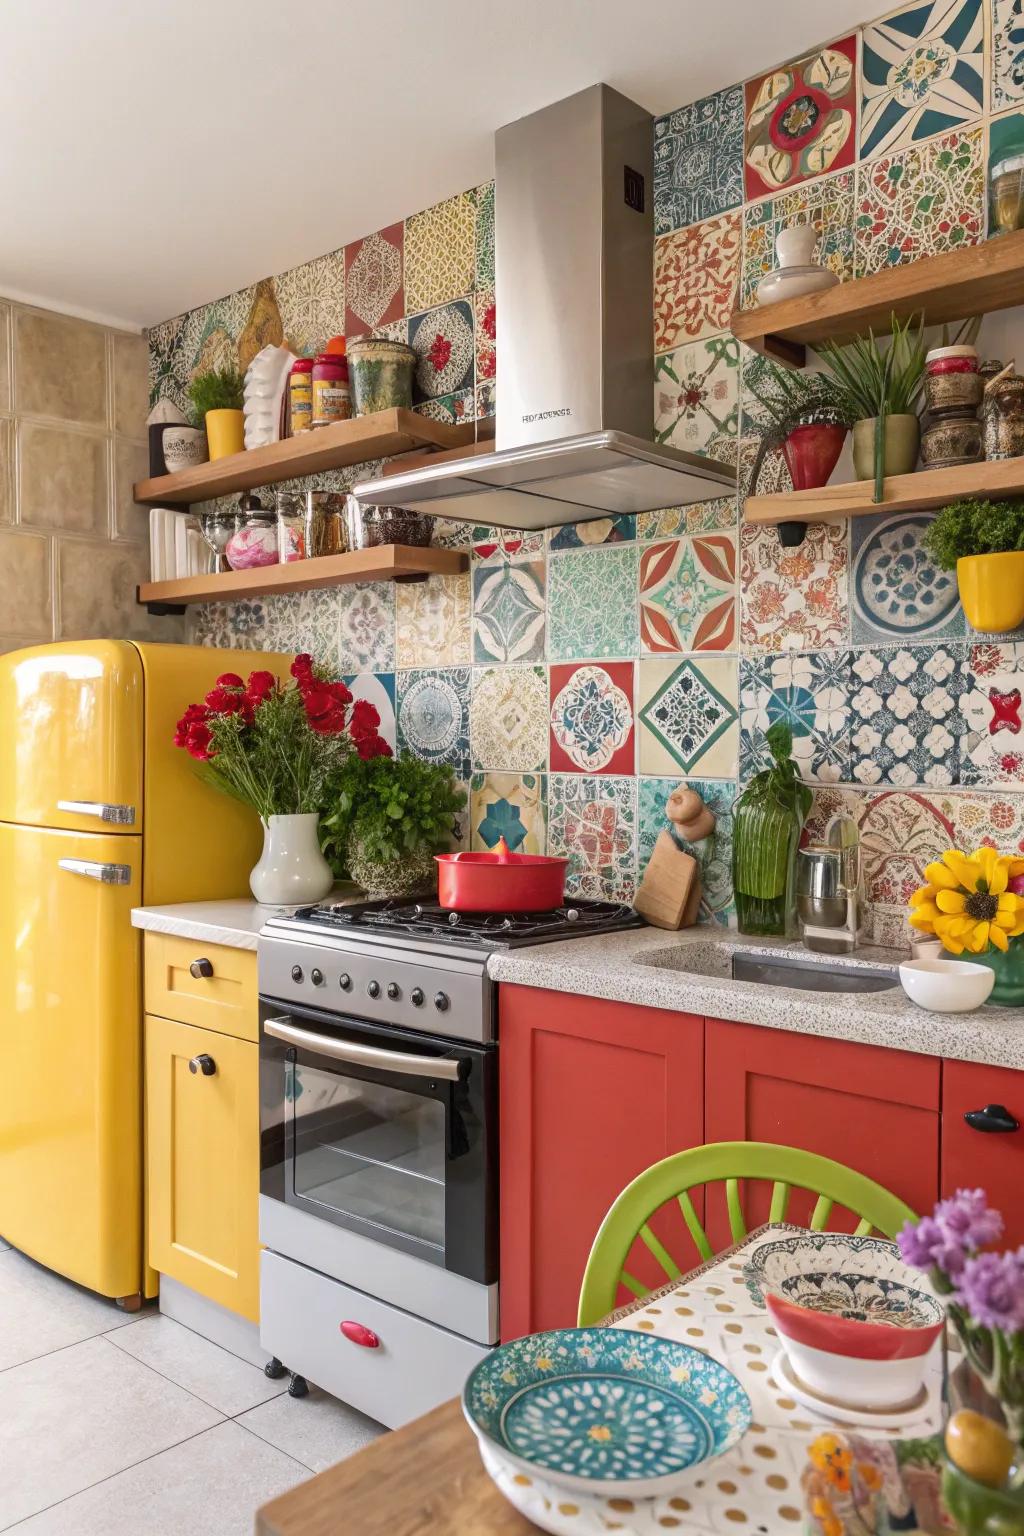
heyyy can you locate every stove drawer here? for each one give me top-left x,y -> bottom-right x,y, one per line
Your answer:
259,1250 -> 490,1429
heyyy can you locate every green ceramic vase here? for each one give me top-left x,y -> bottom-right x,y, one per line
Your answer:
965,940 -> 1024,1007
852,413 -> 921,479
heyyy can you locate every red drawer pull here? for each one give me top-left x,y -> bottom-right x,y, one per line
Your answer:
340,1320 -> 380,1348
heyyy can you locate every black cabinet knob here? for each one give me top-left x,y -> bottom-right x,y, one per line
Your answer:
387,982 -> 401,1001
965,1103 -> 1020,1133
189,958 -> 214,979
411,987 -> 425,1007
339,973 -> 352,991
367,980 -> 381,999
311,969 -> 324,986
188,1054 -> 216,1077
290,965 -> 304,983
434,991 -> 450,1012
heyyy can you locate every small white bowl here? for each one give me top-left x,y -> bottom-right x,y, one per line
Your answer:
898,957 -> 994,1013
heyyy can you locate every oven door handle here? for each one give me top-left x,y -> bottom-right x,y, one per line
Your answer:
263,1016 -> 465,1082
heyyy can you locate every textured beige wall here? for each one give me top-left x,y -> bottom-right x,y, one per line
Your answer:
0,300 -> 182,652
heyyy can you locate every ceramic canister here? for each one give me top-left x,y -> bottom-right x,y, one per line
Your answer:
925,345 -> 982,416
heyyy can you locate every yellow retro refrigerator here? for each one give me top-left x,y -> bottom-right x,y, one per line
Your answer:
0,640 -> 290,1304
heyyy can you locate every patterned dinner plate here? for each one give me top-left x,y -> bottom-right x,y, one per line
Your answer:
462,1327 -> 751,1497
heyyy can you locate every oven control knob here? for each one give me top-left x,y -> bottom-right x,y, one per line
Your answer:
367,980 -> 381,999
339,973 -> 352,991
434,991 -> 450,1012
310,968 -> 324,987
290,965 -> 304,983
387,982 -> 401,1001
411,987 -> 425,1007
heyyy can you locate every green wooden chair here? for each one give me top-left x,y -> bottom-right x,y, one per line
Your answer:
577,1140 -> 915,1327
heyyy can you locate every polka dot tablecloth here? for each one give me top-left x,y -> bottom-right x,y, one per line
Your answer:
481,1225 -> 946,1536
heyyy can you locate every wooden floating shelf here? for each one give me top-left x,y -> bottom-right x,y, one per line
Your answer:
744,455 -> 1024,527
731,230 -> 1024,368
133,409 -> 477,507
137,544 -> 468,611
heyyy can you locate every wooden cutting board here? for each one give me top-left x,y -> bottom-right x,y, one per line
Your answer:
634,829 -> 701,929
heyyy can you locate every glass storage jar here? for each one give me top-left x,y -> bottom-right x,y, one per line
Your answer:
275,491 -> 306,562
225,495 -> 278,570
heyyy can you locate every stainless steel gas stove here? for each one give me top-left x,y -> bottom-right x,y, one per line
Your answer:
256,896 -> 643,1428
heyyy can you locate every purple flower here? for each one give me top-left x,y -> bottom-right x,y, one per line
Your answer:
957,1248 -> 1024,1334
899,1215 -> 949,1272
935,1189 -> 1004,1251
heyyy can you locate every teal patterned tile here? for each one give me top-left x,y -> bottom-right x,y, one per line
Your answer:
637,776 -> 736,926
470,771 -> 546,854
637,657 -> 739,777
861,0 -> 984,160
654,85 -> 744,234
547,546 -> 640,661
547,775 -> 637,902
397,667 -> 470,775
473,560 -> 546,663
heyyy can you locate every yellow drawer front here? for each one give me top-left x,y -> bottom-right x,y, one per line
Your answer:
144,933 -> 257,1042
145,1013 -> 259,1322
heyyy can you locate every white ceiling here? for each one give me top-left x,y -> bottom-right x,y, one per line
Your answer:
0,0 -> 886,332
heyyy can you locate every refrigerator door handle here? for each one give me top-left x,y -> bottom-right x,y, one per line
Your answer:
58,857 -> 133,887
57,799 -> 136,826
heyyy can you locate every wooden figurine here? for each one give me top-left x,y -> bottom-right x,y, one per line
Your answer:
635,784 -> 716,930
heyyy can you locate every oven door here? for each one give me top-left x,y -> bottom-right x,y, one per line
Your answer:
259,999 -> 497,1285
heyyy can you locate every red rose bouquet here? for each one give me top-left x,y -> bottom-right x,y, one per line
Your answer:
174,655 -> 391,820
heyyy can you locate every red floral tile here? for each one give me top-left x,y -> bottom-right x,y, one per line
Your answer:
475,290 -> 496,383
344,222 -> 404,340
744,36 -> 858,200
740,521 -> 847,652
549,661 -> 635,776
654,213 -> 741,350
640,534 -> 737,653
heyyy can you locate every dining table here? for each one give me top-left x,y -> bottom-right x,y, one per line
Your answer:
254,1224 -> 947,1536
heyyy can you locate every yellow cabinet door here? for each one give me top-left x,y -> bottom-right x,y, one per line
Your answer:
145,1013 -> 259,1322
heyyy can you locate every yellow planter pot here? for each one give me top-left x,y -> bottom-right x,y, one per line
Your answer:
204,408 -> 245,461
957,550 -> 1024,634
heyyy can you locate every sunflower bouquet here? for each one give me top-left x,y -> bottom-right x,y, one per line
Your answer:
909,848 -> 1024,957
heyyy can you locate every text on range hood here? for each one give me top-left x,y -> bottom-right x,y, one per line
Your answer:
353,84 -> 736,530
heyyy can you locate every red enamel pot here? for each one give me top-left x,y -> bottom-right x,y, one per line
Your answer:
435,839 -> 569,912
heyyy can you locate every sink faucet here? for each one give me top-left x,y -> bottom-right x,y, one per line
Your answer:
795,816 -> 861,956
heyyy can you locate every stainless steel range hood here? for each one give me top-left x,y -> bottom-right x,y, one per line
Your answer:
353,84 -> 735,530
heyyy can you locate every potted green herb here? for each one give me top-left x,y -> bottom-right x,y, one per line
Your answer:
923,497 -> 1024,633
188,366 -> 246,461
321,754 -> 467,898
817,313 -> 925,500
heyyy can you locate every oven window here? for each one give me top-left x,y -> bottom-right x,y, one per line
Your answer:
287,1062 -> 445,1252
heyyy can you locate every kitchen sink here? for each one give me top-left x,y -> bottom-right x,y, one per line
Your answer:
634,944 -> 900,994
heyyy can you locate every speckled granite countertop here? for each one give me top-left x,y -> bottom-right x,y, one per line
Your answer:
131,887 -> 363,951
487,927 -> 1024,1071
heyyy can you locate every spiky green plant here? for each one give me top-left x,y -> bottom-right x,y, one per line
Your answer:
817,313 -> 926,503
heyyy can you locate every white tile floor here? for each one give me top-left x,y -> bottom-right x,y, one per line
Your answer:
0,1240 -> 385,1533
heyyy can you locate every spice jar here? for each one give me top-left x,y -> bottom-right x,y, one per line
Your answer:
275,490 -> 306,562
921,413 -> 983,468
289,358 -> 314,435
991,153 -> 1024,235
983,374 -> 1024,460
225,494 -> 279,570
311,352 -> 351,428
925,345 -> 982,416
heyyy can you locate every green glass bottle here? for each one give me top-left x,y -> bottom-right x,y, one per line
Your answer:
731,722 -> 811,937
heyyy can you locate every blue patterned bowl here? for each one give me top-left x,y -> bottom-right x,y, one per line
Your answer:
462,1327 -> 752,1496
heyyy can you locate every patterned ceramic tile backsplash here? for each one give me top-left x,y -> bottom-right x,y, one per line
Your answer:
153,0 -> 1024,933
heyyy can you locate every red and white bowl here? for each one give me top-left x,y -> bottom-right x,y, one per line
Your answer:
765,1271 -> 944,1411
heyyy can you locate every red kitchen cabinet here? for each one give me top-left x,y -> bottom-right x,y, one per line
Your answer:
942,1060 -> 1024,1246
704,1018 -> 941,1245
499,985 -> 704,1341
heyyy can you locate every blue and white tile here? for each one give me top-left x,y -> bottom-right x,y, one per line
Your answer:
396,667 -> 470,774
654,84 -> 745,233
547,545 -> 640,661
849,643 -> 968,787
740,651 -> 851,783
637,776 -> 736,926
335,583 -> 396,672
343,671 -> 397,753
637,657 -> 739,777
850,511 -> 964,643
547,775 -> 637,902
861,0 -> 986,160
993,0 -> 1024,111
549,515 -> 637,551
472,559 -> 546,663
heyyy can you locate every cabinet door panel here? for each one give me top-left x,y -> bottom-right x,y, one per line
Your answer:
705,1019 -> 940,1246
500,986 -> 704,1341
145,1013 -> 259,1321
942,1060 -> 1024,1247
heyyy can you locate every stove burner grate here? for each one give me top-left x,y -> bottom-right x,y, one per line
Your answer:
289,897 -> 643,948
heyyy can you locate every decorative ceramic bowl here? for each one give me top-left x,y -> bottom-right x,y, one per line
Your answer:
765,1271 -> 944,1410
743,1233 -> 915,1309
161,425 -> 208,472
462,1327 -> 751,1497
899,957 -> 995,1013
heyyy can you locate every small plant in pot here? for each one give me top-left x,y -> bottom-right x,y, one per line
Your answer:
744,370 -> 854,546
321,753 -> 466,899
188,365 -> 246,461
817,312 -> 926,502
923,497 -> 1024,634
